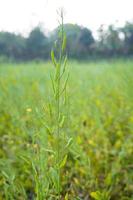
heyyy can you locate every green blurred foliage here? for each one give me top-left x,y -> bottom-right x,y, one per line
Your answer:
0,60 -> 133,199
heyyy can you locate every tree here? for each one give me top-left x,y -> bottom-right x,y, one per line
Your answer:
77,27 -> 94,57
26,27 -> 49,59
0,32 -> 26,60
51,24 -> 95,58
104,25 -> 123,56
96,25 -> 123,57
121,22 -> 133,55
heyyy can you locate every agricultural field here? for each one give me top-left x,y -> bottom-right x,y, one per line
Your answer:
0,59 -> 133,199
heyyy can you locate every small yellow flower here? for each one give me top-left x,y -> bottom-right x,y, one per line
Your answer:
88,139 -> 95,146
77,136 -> 82,144
73,178 -> 79,185
26,108 -> 32,112
115,140 -> 121,148
33,144 -> 38,149
95,100 -> 101,107
26,143 -> 30,148
129,116 -> 133,122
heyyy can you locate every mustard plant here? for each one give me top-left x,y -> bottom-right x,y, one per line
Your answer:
50,9 -> 70,199
31,10 -> 70,200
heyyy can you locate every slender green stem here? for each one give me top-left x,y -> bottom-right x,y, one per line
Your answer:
57,66 -> 60,200
56,10 -> 64,200
51,9 -> 67,199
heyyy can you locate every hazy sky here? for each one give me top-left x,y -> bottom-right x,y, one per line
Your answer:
0,0 -> 133,35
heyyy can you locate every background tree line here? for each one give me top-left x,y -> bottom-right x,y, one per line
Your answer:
0,22 -> 133,61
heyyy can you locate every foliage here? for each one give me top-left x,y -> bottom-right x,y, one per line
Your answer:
1,21 -> 133,60
120,22 -> 133,54
26,27 -> 49,59
0,31 -> 26,60
0,59 -> 133,199
51,24 -> 94,58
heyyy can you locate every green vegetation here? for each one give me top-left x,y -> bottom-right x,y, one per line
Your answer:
0,59 -> 133,199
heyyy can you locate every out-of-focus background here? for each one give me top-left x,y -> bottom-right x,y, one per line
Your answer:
0,1 -> 133,200
0,0 -> 133,61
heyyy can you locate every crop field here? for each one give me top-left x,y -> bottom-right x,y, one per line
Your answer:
0,60 -> 133,200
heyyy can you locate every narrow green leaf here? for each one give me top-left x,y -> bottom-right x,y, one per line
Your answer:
2,171 -> 9,179
51,50 -> 57,67
65,193 -> 69,200
19,155 -> 30,165
48,102 -> 52,118
43,148 -> 55,154
43,123 -> 53,135
59,115 -> 65,128
90,191 -> 101,200
65,138 -> 73,148
60,72 -> 69,95
31,162 -> 38,176
50,73 -> 55,93
55,63 -> 60,81
49,167 -> 60,191
59,155 -> 67,168
62,34 -> 67,52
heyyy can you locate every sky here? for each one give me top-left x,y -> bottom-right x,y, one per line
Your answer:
0,0 -> 133,35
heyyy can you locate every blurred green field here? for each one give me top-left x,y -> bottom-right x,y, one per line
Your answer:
0,60 -> 133,199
